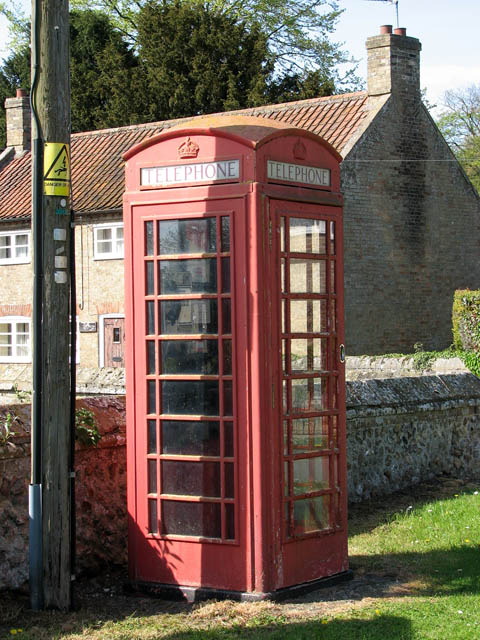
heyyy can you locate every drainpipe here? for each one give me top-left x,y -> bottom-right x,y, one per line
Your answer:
69,208 -> 76,605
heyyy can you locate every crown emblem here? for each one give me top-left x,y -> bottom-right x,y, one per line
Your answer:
293,139 -> 306,160
178,137 -> 200,159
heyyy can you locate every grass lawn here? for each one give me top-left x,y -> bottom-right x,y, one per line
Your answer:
1,477 -> 479,639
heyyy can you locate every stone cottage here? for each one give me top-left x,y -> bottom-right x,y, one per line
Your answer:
0,25 -> 478,375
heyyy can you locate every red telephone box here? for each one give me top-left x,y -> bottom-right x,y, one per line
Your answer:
123,115 -> 349,599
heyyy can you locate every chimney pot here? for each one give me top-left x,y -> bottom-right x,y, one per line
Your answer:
16,88 -> 28,98
394,27 -> 407,36
380,25 -> 393,34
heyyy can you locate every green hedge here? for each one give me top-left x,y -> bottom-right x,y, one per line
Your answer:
452,289 -> 480,351
453,290 -> 480,377
462,350 -> 480,377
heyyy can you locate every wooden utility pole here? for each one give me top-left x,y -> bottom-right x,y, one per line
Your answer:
31,0 -> 72,610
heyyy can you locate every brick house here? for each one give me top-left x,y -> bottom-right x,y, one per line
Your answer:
0,25 -> 478,375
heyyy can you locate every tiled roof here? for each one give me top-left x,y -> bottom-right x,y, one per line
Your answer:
0,91 -> 368,221
0,150 -> 31,221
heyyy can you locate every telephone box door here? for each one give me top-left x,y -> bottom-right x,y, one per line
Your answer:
129,197 -> 250,591
270,199 -> 348,589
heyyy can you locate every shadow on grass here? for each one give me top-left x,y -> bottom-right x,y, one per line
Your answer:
1,614 -> 412,640
348,477 -> 479,537
162,615 -> 412,639
350,545 -> 480,596
3,543 -> 478,639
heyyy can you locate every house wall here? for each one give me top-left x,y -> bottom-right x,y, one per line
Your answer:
74,215 -> 125,367
0,215 -> 125,376
342,97 -> 480,356
0,224 -> 32,317
0,268 -> 31,313
2,371 -> 480,591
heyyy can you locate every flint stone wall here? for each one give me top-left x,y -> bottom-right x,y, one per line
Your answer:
2,371 -> 480,590
346,373 -> 480,501
0,395 -> 126,591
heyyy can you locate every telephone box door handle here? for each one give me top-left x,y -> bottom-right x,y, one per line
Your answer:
339,344 -> 345,363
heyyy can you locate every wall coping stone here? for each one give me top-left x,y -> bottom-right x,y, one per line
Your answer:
0,365 -> 126,396
346,356 -> 469,380
2,369 -> 479,435
347,373 -> 480,408
0,357 -> 470,392
76,367 -> 126,394
1,364 -> 478,408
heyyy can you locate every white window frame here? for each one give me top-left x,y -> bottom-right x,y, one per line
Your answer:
0,316 -> 31,363
0,230 -> 31,265
99,314 -> 125,367
93,223 -> 124,260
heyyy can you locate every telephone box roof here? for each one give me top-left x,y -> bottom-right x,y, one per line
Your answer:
124,115 -> 342,162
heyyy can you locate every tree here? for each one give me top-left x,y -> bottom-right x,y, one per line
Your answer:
69,9 -> 140,131
0,46 -> 30,148
0,9 -> 141,148
133,0 -> 274,121
0,2 -> 30,146
0,1 -> 30,51
436,85 -> 480,193
0,1 -> 361,144
70,0 -> 359,89
267,69 -> 336,104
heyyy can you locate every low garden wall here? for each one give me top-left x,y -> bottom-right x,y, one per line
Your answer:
1,368 -> 480,591
0,395 -> 127,591
346,373 -> 480,501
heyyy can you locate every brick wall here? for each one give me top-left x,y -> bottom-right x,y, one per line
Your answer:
342,94 -> 480,354
341,29 -> 480,355
342,98 -> 480,354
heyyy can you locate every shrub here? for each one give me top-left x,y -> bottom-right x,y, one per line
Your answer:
462,350 -> 480,377
0,411 -> 19,445
75,408 -> 101,447
452,289 -> 480,351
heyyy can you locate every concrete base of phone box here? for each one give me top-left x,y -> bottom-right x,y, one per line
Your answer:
127,570 -> 354,603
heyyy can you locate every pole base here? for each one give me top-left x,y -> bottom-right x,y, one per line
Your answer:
29,483 -> 43,610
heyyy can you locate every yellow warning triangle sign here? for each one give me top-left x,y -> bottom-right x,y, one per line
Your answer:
44,142 -> 70,196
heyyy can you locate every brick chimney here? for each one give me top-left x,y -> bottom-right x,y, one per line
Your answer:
4,88 -> 31,154
366,26 -> 422,100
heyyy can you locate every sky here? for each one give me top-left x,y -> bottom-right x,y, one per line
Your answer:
0,0 -> 479,115
336,0 -> 480,111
